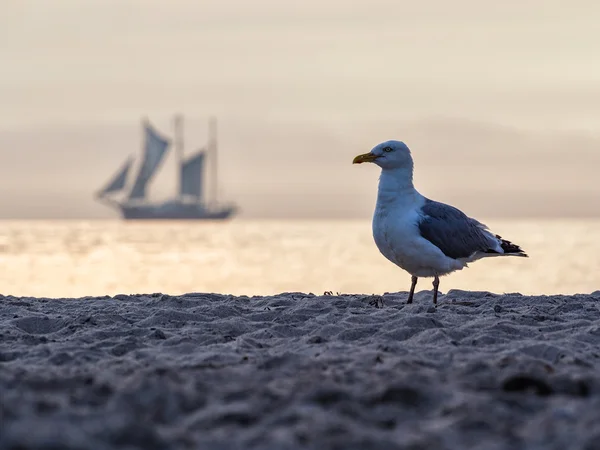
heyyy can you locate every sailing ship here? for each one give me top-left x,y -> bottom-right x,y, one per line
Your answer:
96,115 -> 237,220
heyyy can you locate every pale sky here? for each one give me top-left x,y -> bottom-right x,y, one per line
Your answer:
1,0 -> 600,218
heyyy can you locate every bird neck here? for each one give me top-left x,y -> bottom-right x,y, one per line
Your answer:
375,167 -> 419,212
378,167 -> 415,201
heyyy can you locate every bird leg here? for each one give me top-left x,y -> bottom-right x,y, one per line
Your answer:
407,276 -> 418,304
432,276 -> 440,305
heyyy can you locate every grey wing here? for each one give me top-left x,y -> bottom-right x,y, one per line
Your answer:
418,199 -> 498,260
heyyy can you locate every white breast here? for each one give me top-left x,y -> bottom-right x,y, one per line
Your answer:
373,193 -> 422,269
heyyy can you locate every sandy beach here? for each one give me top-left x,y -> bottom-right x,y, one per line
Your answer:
1,290 -> 600,449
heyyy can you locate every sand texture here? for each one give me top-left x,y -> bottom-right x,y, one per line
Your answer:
1,290 -> 600,450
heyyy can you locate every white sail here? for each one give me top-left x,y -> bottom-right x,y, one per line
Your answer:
180,150 -> 205,199
97,156 -> 133,197
128,122 -> 170,200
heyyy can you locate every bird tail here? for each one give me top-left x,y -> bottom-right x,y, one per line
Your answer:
495,235 -> 528,257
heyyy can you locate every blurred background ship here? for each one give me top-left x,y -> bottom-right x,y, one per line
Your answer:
95,115 -> 237,220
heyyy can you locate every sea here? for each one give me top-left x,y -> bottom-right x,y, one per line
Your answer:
0,219 -> 598,299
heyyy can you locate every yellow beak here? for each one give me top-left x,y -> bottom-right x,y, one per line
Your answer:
352,152 -> 378,164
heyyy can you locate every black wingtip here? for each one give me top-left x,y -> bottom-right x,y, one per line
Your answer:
495,235 -> 528,257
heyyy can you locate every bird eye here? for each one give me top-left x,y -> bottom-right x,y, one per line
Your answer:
383,146 -> 393,153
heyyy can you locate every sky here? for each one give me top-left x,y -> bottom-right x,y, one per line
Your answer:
1,0 -> 600,219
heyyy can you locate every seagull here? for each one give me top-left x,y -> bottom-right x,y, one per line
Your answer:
353,140 -> 527,305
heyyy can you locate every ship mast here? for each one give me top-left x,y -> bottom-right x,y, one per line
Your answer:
173,114 -> 184,202
209,116 -> 218,207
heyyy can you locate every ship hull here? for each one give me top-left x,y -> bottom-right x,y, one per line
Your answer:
118,201 -> 236,220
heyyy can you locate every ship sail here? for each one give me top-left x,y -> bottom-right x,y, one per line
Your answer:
97,156 -> 133,197
180,150 -> 205,199
96,114 -> 236,220
128,122 -> 171,200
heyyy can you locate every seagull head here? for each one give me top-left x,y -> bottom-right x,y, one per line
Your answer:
352,140 -> 413,171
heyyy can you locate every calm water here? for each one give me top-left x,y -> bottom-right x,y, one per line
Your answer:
0,219 -> 598,298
